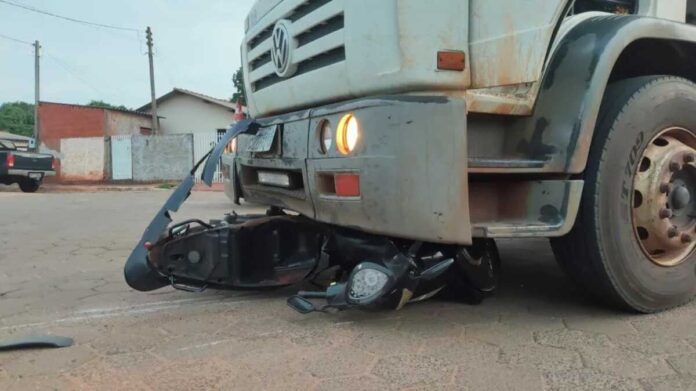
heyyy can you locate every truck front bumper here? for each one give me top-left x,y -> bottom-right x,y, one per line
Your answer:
231,96 -> 472,245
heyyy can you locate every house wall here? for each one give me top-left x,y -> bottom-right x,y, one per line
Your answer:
131,134 -> 193,181
39,103 -> 106,152
105,111 -> 152,136
59,137 -> 106,182
38,103 -> 152,181
150,94 -> 235,135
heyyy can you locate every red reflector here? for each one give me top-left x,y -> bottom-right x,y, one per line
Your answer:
51,158 -> 56,171
334,174 -> 360,197
6,153 -> 15,168
437,50 -> 466,71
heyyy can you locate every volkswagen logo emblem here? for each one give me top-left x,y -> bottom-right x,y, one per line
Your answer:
270,20 -> 297,78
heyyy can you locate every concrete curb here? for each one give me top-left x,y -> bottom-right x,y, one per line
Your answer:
1,184 -> 160,193
2,182 -> 225,194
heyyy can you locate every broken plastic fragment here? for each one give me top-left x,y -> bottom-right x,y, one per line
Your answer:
0,335 -> 74,351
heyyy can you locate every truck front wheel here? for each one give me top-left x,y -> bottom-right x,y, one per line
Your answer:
551,76 -> 696,313
19,179 -> 40,193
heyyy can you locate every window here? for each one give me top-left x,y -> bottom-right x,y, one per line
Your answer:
140,127 -> 152,136
217,128 -> 227,141
573,0 -> 636,15
0,140 -> 17,150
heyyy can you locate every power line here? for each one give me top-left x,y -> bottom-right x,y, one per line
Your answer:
0,0 -> 142,33
0,32 -> 33,46
44,52 -> 107,97
44,51 -> 135,104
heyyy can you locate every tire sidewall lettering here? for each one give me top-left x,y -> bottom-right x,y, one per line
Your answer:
620,131 -> 644,223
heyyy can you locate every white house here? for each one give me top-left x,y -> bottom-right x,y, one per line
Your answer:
138,88 -> 247,184
137,88 -> 246,136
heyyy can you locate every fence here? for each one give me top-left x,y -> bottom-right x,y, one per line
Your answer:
56,132 -> 226,183
130,135 -> 193,182
193,132 -> 224,183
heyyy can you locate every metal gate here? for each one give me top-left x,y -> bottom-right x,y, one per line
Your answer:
111,135 -> 133,181
193,132 -> 224,183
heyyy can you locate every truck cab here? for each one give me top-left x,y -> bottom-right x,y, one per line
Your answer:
127,0 -> 696,314
223,0 -> 696,312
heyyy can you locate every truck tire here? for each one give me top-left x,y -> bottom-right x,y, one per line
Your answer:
551,76 -> 696,313
19,179 -> 40,193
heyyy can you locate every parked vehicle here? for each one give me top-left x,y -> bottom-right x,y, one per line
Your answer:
0,139 -> 55,193
127,0 -> 696,314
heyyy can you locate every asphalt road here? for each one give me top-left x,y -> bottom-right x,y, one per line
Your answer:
1,189 -> 695,390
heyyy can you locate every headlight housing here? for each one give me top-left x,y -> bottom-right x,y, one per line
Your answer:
318,120 -> 333,154
347,263 -> 394,305
336,114 -> 360,155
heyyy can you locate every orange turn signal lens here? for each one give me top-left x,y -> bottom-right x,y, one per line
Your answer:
437,50 -> 466,71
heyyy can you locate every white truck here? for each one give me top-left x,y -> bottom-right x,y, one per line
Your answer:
126,0 -> 696,315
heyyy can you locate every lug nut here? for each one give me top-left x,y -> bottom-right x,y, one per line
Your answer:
660,183 -> 672,194
682,234 -> 693,244
668,226 -> 680,238
670,161 -> 682,172
685,153 -> 696,163
659,208 -> 673,219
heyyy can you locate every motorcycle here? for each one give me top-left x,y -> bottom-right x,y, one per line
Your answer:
124,121 -> 500,314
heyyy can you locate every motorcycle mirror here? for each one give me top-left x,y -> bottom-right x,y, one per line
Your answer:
286,295 -> 317,314
420,258 -> 455,281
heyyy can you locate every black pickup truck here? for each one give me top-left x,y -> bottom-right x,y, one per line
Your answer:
0,139 -> 55,193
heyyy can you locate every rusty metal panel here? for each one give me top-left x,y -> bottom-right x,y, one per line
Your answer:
237,95 -> 471,245
465,15 -> 696,175
469,0 -> 568,89
470,179 -> 583,238
306,96 -> 471,245
511,15 -> 696,174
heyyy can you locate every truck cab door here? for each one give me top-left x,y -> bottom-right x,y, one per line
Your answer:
469,0 -> 569,89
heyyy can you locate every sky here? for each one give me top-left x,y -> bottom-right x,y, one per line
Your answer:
0,0 -> 255,108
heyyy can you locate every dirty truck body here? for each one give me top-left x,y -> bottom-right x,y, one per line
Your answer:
126,0 -> 696,314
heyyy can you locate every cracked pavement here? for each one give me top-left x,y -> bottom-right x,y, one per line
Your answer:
1,190 -> 695,390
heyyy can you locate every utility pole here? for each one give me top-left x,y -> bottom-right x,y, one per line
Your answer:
33,40 -> 41,150
146,27 -> 159,135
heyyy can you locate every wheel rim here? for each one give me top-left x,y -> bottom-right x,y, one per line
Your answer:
632,127 -> 696,267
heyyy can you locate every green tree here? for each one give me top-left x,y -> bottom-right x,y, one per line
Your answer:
86,100 -> 130,111
0,102 -> 34,137
231,67 -> 246,104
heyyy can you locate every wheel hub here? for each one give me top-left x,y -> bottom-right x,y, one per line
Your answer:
632,129 -> 696,267
671,185 -> 690,210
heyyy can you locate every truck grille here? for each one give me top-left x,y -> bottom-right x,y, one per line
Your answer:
246,0 -> 346,92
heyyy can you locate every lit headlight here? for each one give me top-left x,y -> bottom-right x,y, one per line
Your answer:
348,263 -> 391,304
336,114 -> 360,155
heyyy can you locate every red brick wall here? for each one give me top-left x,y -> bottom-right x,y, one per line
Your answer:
38,103 -> 106,152
37,103 -> 107,182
